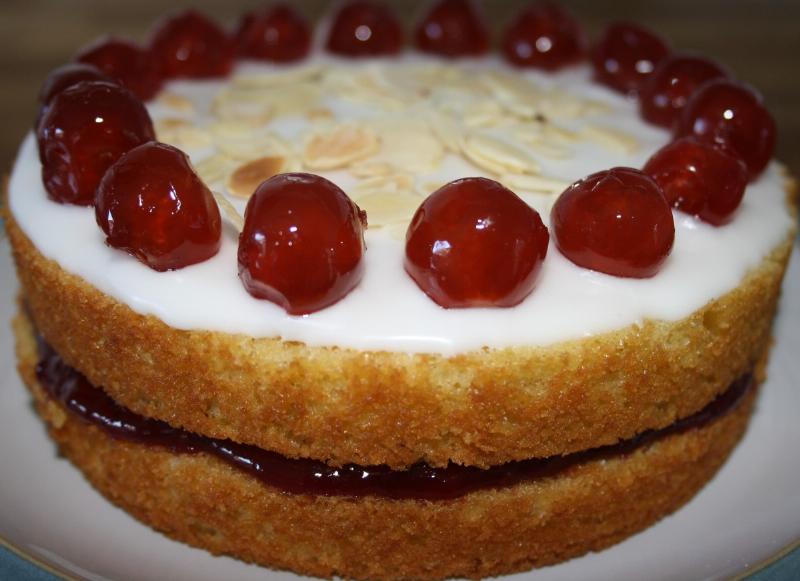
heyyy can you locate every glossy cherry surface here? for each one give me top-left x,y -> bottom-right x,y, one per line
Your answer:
236,4 -> 311,62
149,10 -> 234,78
37,81 -> 155,206
592,22 -> 670,95
95,142 -> 222,271
502,2 -> 585,70
639,54 -> 728,128
414,0 -> 488,58
238,173 -> 367,315
675,79 -> 776,179
76,37 -> 162,101
326,1 -> 403,56
405,177 -> 549,308
38,63 -> 115,105
643,137 -> 748,226
551,168 -> 674,278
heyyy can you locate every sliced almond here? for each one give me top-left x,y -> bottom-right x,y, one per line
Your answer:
425,111 -> 463,152
193,154 -> 238,186
217,132 -> 291,161
232,65 -> 323,89
462,133 -> 541,175
352,173 -> 414,198
306,107 -> 335,122
211,191 -> 244,232
303,124 -> 379,170
581,125 -> 639,154
158,125 -> 212,150
350,161 -> 396,178
227,156 -> 287,198
156,92 -> 195,114
372,123 -> 444,173
500,173 -> 570,194
353,191 -> 422,228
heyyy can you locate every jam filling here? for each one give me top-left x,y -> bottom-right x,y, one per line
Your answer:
36,340 -> 752,501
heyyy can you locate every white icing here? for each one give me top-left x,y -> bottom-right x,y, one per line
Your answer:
9,57 -> 795,355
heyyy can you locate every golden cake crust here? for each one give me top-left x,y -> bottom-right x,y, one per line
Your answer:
4,181 -> 795,468
12,309 -> 758,580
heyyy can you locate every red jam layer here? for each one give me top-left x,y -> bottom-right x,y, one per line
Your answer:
36,340 -> 752,501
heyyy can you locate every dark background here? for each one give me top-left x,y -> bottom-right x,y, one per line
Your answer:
1,0 -> 798,178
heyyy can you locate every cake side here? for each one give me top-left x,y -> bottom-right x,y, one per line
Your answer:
12,307 -> 760,580
6,187 -> 794,468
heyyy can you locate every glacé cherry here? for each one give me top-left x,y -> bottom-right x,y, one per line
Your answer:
405,177 -> 549,308
36,63 -> 115,135
414,0 -> 489,58
639,54 -> 728,129
38,63 -> 115,105
643,137 -> 748,226
592,22 -> 670,95
76,37 -> 163,101
95,142 -> 222,271
326,1 -> 403,57
502,2 -> 585,71
551,168 -> 674,278
675,79 -> 776,179
236,4 -> 311,62
149,10 -> 234,79
37,81 -> 155,206
238,173 -> 367,315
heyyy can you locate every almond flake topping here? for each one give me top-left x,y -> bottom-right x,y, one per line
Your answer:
303,123 -> 379,170
227,156 -> 288,198
462,133 -> 541,176
211,191 -> 244,232
155,92 -> 196,114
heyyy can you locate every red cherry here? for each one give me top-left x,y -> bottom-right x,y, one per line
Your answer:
415,0 -> 489,58
36,63 -> 116,134
39,63 -> 115,105
37,81 -> 155,206
238,173 -> 367,315
95,142 -> 222,271
502,2 -> 585,71
236,4 -> 311,62
149,10 -> 234,79
639,54 -> 728,128
551,168 -> 674,278
405,177 -> 549,308
675,79 -> 776,179
592,22 -> 670,95
326,1 -> 403,57
76,37 -> 163,101
643,137 -> 748,226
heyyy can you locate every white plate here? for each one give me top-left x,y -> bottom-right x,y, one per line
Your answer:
1,236 -> 799,581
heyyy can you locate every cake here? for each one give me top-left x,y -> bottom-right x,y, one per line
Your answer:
4,2 -> 797,579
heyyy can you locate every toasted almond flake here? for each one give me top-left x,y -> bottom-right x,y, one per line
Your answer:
208,120 -> 253,141
462,101 -> 506,128
425,112 -> 463,152
350,161 -> 396,178
525,141 -> 571,159
156,92 -> 195,114
371,123 -> 444,172
353,191 -> 422,228
193,154 -> 238,186
581,125 -> 639,154
212,191 -> 244,232
306,107 -> 335,122
352,173 -> 415,198
232,65 -> 323,89
462,133 -> 541,175
217,132 -> 291,161
155,117 -> 192,132
500,173 -> 570,194
227,156 -> 286,198
159,125 -> 212,150
303,124 -> 379,170
211,96 -> 273,125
